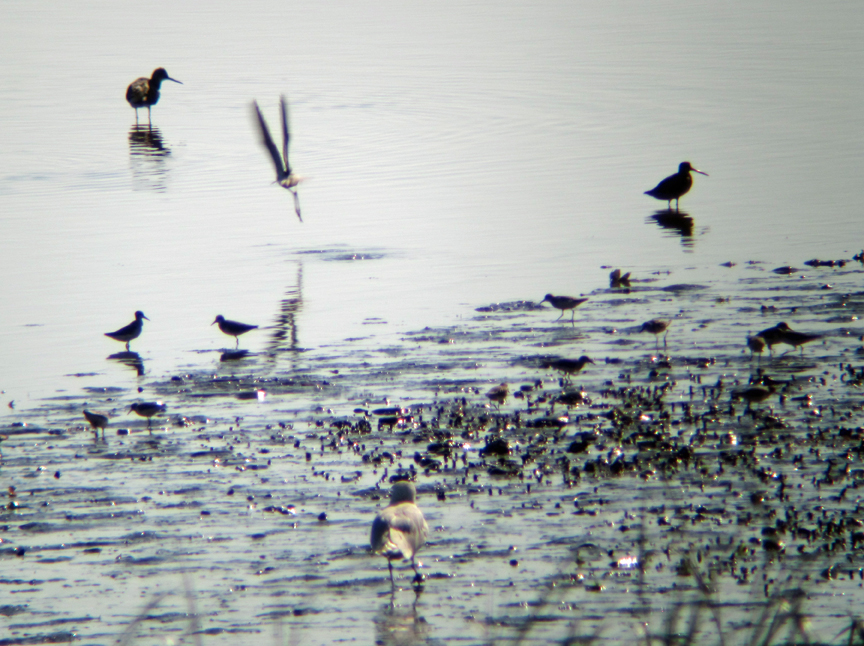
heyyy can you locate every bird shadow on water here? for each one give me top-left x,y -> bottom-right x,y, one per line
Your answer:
647,210 -> 697,251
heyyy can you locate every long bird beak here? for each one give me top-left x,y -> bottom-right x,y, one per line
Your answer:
167,77 -> 183,84
692,168 -> 708,176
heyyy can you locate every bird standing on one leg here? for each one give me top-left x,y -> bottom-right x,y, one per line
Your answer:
645,162 -> 708,210
371,481 -> 428,589
253,96 -> 303,221
105,311 -> 149,351
126,68 -> 182,125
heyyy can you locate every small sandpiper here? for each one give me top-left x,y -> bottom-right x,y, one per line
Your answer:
545,356 -> 594,379
540,294 -> 588,324
129,401 -> 166,431
126,68 -> 182,125
83,410 -> 109,437
105,311 -> 149,351
212,315 -> 258,349
757,323 -> 787,354
485,383 -> 509,406
370,481 -> 428,588
645,162 -> 708,210
774,322 -> 821,353
732,384 -> 775,411
640,319 -> 670,350
253,96 -> 303,221
746,335 -> 766,359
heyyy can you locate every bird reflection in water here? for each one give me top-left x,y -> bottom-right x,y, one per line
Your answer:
266,262 -> 304,356
128,125 -> 171,192
107,351 -> 145,376
373,591 -> 429,646
220,349 -> 251,362
648,210 -> 695,250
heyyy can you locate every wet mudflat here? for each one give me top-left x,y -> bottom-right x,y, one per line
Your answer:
2,256 -> 864,645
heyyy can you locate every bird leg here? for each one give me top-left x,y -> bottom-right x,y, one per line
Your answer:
235,337 -> 239,349
388,560 -> 395,590
411,557 -> 424,587
291,189 -> 302,222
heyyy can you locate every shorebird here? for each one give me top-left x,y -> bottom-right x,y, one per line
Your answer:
774,322 -> 821,353
640,319 -> 670,350
485,383 -> 509,406
541,294 -> 588,324
757,323 -> 788,355
645,162 -> 708,210
105,311 -> 149,351
83,410 -> 109,436
253,96 -> 303,221
371,481 -> 428,588
732,384 -> 775,411
129,401 -> 166,431
126,68 -> 182,125
212,315 -> 258,349
747,335 -> 766,359
545,356 -> 594,379
758,322 -> 820,355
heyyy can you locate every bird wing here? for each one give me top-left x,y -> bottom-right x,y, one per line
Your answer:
371,505 -> 428,560
279,95 -> 292,176
253,101 -> 287,181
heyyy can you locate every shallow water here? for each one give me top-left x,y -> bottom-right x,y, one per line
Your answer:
2,1 -> 864,645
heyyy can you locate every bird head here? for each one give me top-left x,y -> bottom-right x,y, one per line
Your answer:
680,161 -> 708,176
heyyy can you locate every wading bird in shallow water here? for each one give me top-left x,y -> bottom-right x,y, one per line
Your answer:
640,319 -> 670,350
645,162 -> 708,210
545,356 -> 594,380
758,322 -> 821,355
540,294 -> 588,324
126,68 -> 182,125
732,384 -> 775,411
129,401 -> 166,431
747,335 -> 766,359
105,311 -> 149,351
485,383 -> 509,407
253,96 -> 303,221
212,315 -> 258,349
83,410 -> 109,437
371,481 -> 428,589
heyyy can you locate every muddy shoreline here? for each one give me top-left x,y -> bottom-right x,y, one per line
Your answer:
2,257 -> 864,645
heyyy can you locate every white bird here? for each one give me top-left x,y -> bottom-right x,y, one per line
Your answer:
370,481 -> 428,587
